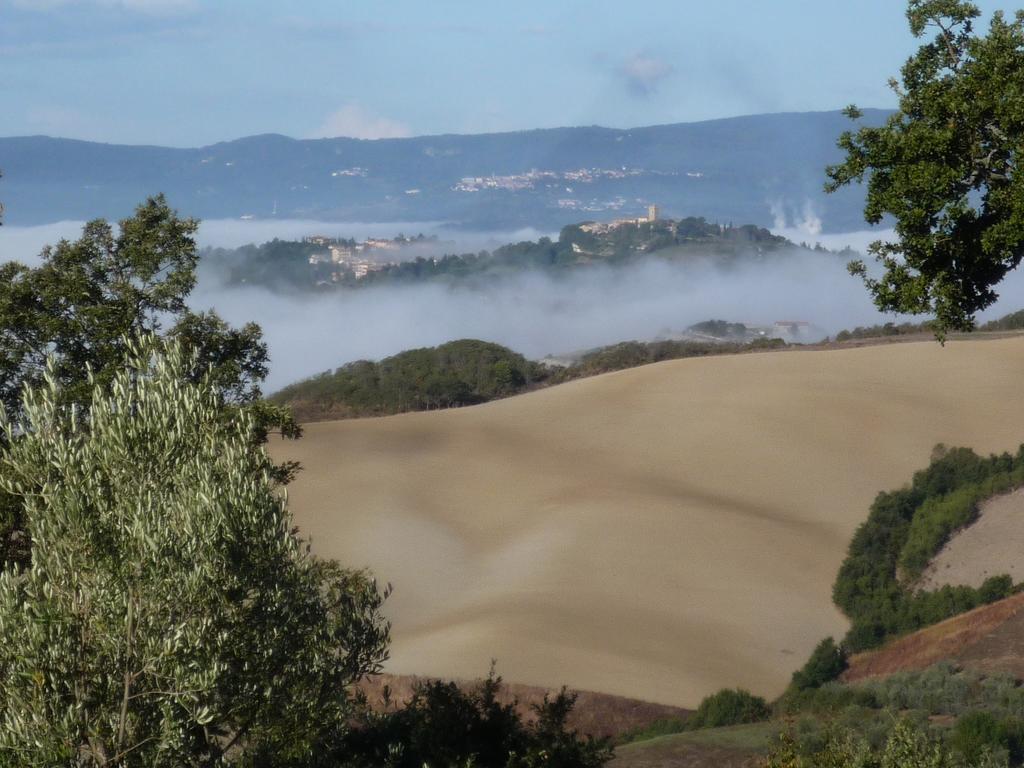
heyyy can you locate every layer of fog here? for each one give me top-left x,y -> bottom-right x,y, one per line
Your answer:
4,219 -> 1024,394
196,254 -> 1024,393
0,218 -> 551,267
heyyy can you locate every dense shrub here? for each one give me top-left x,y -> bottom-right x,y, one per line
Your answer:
0,340 -> 390,766
833,445 -> 1024,651
779,665 -> 1024,765
687,688 -> 771,730
777,680 -> 881,715
337,673 -> 613,768
950,710 -> 1023,765
764,719 -> 954,768
790,638 -> 849,692
899,469 -> 1024,578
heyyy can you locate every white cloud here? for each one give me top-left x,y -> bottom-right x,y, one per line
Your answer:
620,53 -> 673,96
309,104 -> 412,141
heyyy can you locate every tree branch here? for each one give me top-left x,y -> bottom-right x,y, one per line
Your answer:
116,593 -> 135,752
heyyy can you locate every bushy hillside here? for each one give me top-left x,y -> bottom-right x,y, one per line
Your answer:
833,445 -> 1024,652
206,216 -> 815,293
271,333 -> 791,422
270,339 -> 547,421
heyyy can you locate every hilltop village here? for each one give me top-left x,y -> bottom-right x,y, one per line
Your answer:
204,207 -> 822,293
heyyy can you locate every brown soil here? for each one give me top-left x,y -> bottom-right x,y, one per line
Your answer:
843,592 -> 1024,682
272,337 -> 1024,707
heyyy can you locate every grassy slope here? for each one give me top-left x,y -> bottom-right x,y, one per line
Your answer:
271,337 -> 1024,708
611,722 -> 777,768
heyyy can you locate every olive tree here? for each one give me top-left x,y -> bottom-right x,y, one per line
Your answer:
826,1 -> 1024,336
0,195 -> 301,568
0,339 -> 389,766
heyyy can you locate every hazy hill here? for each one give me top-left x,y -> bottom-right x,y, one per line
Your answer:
0,109 -> 890,229
208,215 -> 809,292
270,336 -> 1024,709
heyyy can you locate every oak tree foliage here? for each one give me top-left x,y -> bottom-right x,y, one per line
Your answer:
826,1 -> 1024,335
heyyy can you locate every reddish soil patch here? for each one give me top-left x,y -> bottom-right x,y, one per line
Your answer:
358,672 -> 691,741
843,592 -> 1024,682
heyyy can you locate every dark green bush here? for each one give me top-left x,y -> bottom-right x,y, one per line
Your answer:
790,638 -> 848,692
833,444 -> 1024,651
687,688 -> 771,729
337,673 -> 612,768
776,681 -> 879,715
950,710 -> 1021,765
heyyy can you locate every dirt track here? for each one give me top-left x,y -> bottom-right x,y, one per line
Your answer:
272,337 -> 1024,707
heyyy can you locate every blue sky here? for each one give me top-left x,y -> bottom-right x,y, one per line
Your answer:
1,0 -> 1018,146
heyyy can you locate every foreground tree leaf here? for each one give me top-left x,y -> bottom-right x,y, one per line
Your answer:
826,1 -> 1024,336
0,338 -> 389,767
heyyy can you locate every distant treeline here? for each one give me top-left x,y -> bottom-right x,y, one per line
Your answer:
833,445 -> 1024,652
270,331 -> 789,422
834,320 -> 936,341
833,308 -> 1024,342
982,308 -> 1024,331
206,217 -> 830,293
552,337 -> 785,380
273,308 -> 1024,423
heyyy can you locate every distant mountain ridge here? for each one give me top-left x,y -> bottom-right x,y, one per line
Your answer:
0,109 -> 892,229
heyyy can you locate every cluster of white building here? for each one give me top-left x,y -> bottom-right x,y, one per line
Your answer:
452,166 -> 650,193
578,204 -> 662,233
305,236 -> 404,279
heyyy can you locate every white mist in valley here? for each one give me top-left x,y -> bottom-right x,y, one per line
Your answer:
194,248 -> 1024,393
4,218 -> 1024,394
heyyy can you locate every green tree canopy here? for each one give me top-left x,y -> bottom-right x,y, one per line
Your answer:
0,196 -> 301,567
0,339 -> 389,766
686,688 -> 771,730
0,195 -> 269,417
790,637 -> 848,692
826,1 -> 1024,335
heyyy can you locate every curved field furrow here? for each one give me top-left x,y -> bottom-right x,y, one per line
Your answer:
272,337 -> 1024,707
